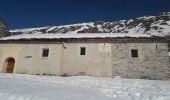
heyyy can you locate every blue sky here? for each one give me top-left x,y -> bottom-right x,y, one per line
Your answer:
0,0 -> 170,29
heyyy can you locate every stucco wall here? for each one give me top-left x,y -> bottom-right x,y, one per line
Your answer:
0,44 -> 23,73
0,42 -> 169,79
60,43 -> 112,77
16,44 -> 63,75
0,44 -> 63,75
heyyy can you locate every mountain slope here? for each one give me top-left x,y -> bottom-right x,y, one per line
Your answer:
10,12 -> 170,36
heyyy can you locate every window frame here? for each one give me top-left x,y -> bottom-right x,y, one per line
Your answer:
131,49 -> 138,58
80,47 -> 86,56
42,48 -> 49,57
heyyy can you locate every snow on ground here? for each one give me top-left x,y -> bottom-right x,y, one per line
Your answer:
0,74 -> 170,100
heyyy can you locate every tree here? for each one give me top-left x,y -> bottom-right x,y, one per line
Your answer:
0,18 -> 10,37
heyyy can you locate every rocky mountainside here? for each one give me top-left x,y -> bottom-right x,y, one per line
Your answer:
10,12 -> 170,37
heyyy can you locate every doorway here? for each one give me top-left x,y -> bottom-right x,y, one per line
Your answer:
4,57 -> 15,73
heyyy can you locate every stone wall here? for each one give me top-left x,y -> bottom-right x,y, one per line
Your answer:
112,43 -> 170,80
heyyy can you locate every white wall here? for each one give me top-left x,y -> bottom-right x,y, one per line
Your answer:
0,42 -> 169,79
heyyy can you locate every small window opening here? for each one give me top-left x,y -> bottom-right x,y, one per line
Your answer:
131,49 -> 138,58
42,48 -> 49,57
156,45 -> 158,50
80,47 -> 86,55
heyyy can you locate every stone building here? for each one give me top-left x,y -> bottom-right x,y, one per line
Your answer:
0,33 -> 170,80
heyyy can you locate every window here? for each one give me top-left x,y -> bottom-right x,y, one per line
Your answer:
80,47 -> 86,55
131,49 -> 138,58
42,48 -> 49,57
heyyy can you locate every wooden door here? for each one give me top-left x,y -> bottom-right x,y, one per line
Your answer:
6,58 -> 15,73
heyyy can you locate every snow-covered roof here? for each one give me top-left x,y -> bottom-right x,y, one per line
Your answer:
0,33 -> 151,40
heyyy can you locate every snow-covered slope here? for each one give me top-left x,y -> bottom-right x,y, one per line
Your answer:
9,12 -> 170,37
0,73 -> 170,100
